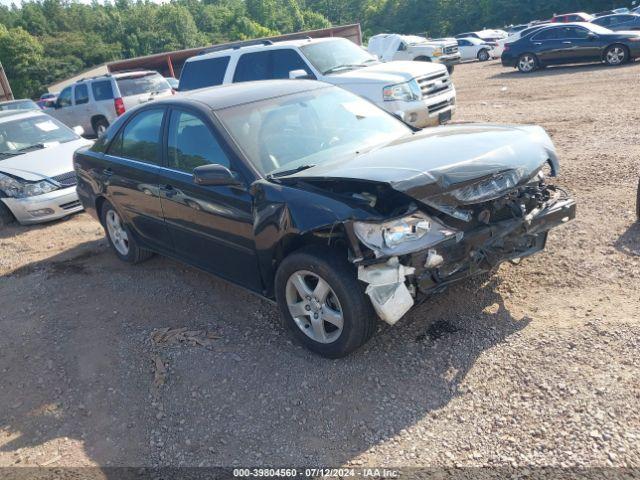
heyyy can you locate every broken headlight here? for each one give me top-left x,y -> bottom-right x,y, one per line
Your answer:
0,173 -> 59,198
449,168 -> 525,204
353,212 -> 458,257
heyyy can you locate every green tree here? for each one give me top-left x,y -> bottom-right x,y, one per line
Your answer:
0,25 -> 44,98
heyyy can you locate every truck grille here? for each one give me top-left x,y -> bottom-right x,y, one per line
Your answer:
428,98 -> 454,114
444,45 -> 458,55
51,171 -> 77,187
416,71 -> 453,99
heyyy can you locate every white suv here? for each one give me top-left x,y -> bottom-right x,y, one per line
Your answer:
47,71 -> 172,137
179,38 -> 456,128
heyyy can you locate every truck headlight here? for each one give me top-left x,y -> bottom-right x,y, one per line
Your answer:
383,79 -> 422,102
353,212 -> 458,257
0,173 -> 59,198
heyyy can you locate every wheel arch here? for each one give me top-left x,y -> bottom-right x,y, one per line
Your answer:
413,55 -> 432,62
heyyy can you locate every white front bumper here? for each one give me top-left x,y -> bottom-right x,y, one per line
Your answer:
1,186 -> 83,225
381,86 -> 457,128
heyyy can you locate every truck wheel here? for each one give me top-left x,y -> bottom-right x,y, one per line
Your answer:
477,49 -> 490,62
414,56 -> 432,62
0,201 -> 15,227
100,200 -> 153,264
447,65 -> 455,74
275,245 -> 376,358
93,117 -> 109,137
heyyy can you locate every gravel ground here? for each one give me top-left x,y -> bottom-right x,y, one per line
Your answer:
0,60 -> 638,470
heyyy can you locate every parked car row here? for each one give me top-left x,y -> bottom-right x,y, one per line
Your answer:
502,22 -> 640,73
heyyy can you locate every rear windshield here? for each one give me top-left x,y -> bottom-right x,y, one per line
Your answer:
179,56 -> 230,92
116,73 -> 170,97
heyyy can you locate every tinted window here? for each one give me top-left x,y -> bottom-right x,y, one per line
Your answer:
233,50 -> 311,82
92,80 -> 114,101
563,27 -> 589,39
167,110 -> 230,172
74,84 -> 89,105
533,28 -> 561,40
458,39 -> 469,46
57,87 -> 72,108
116,73 -> 170,97
109,109 -> 164,164
179,56 -> 230,92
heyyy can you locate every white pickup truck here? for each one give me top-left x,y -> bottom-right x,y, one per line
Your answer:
368,34 -> 461,73
179,37 -> 456,128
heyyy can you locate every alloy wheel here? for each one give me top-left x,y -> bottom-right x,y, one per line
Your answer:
285,270 -> 344,344
518,55 -> 536,72
105,209 -> 129,256
606,47 -> 625,65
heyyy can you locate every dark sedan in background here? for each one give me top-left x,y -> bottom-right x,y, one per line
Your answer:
502,23 -> 640,72
591,13 -> 640,31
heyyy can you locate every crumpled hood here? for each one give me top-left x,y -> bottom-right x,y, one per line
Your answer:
0,138 -> 92,181
285,124 -> 559,204
330,61 -> 447,86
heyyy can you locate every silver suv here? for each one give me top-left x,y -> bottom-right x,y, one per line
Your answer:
47,71 -> 172,137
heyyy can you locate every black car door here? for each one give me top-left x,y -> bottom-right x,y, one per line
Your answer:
103,107 -> 173,252
157,107 -> 262,291
558,27 -> 602,62
530,27 -> 565,64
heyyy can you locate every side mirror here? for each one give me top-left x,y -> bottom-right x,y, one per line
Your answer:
193,164 -> 241,187
73,125 -> 85,136
587,32 -> 598,40
289,69 -> 312,80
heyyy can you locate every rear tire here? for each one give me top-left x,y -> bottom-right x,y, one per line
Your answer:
604,44 -> 629,66
93,117 -> 109,137
477,49 -> 490,62
517,53 -> 538,73
100,200 -> 153,264
275,245 -> 376,358
0,201 -> 15,227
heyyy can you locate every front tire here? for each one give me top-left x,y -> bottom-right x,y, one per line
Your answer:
0,201 -> 15,227
275,246 -> 376,358
604,44 -> 628,66
100,200 -> 153,263
477,49 -> 490,62
517,53 -> 538,73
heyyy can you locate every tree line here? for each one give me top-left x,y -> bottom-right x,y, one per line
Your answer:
0,0 -> 627,98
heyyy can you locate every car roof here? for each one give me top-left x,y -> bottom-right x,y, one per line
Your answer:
186,37 -> 341,64
169,79 -> 332,111
0,109 -> 49,123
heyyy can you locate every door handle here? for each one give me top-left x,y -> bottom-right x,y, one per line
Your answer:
102,168 -> 113,176
534,42 -> 542,45
160,184 -> 177,198
562,41 -> 572,44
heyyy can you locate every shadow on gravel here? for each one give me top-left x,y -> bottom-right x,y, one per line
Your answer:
614,222 -> 640,257
490,61 -> 639,79
0,241 -> 530,471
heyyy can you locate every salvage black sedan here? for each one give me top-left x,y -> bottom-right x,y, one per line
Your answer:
74,80 -> 576,358
502,22 -> 640,72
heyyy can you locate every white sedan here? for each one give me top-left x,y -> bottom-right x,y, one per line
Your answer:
456,37 -> 496,62
0,110 -> 92,226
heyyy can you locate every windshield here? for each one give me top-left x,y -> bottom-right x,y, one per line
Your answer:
0,115 -> 78,156
217,86 -> 411,177
300,39 -> 378,75
116,73 -> 170,97
0,100 -> 39,111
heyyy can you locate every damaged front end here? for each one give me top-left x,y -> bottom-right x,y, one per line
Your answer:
351,172 -> 576,325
